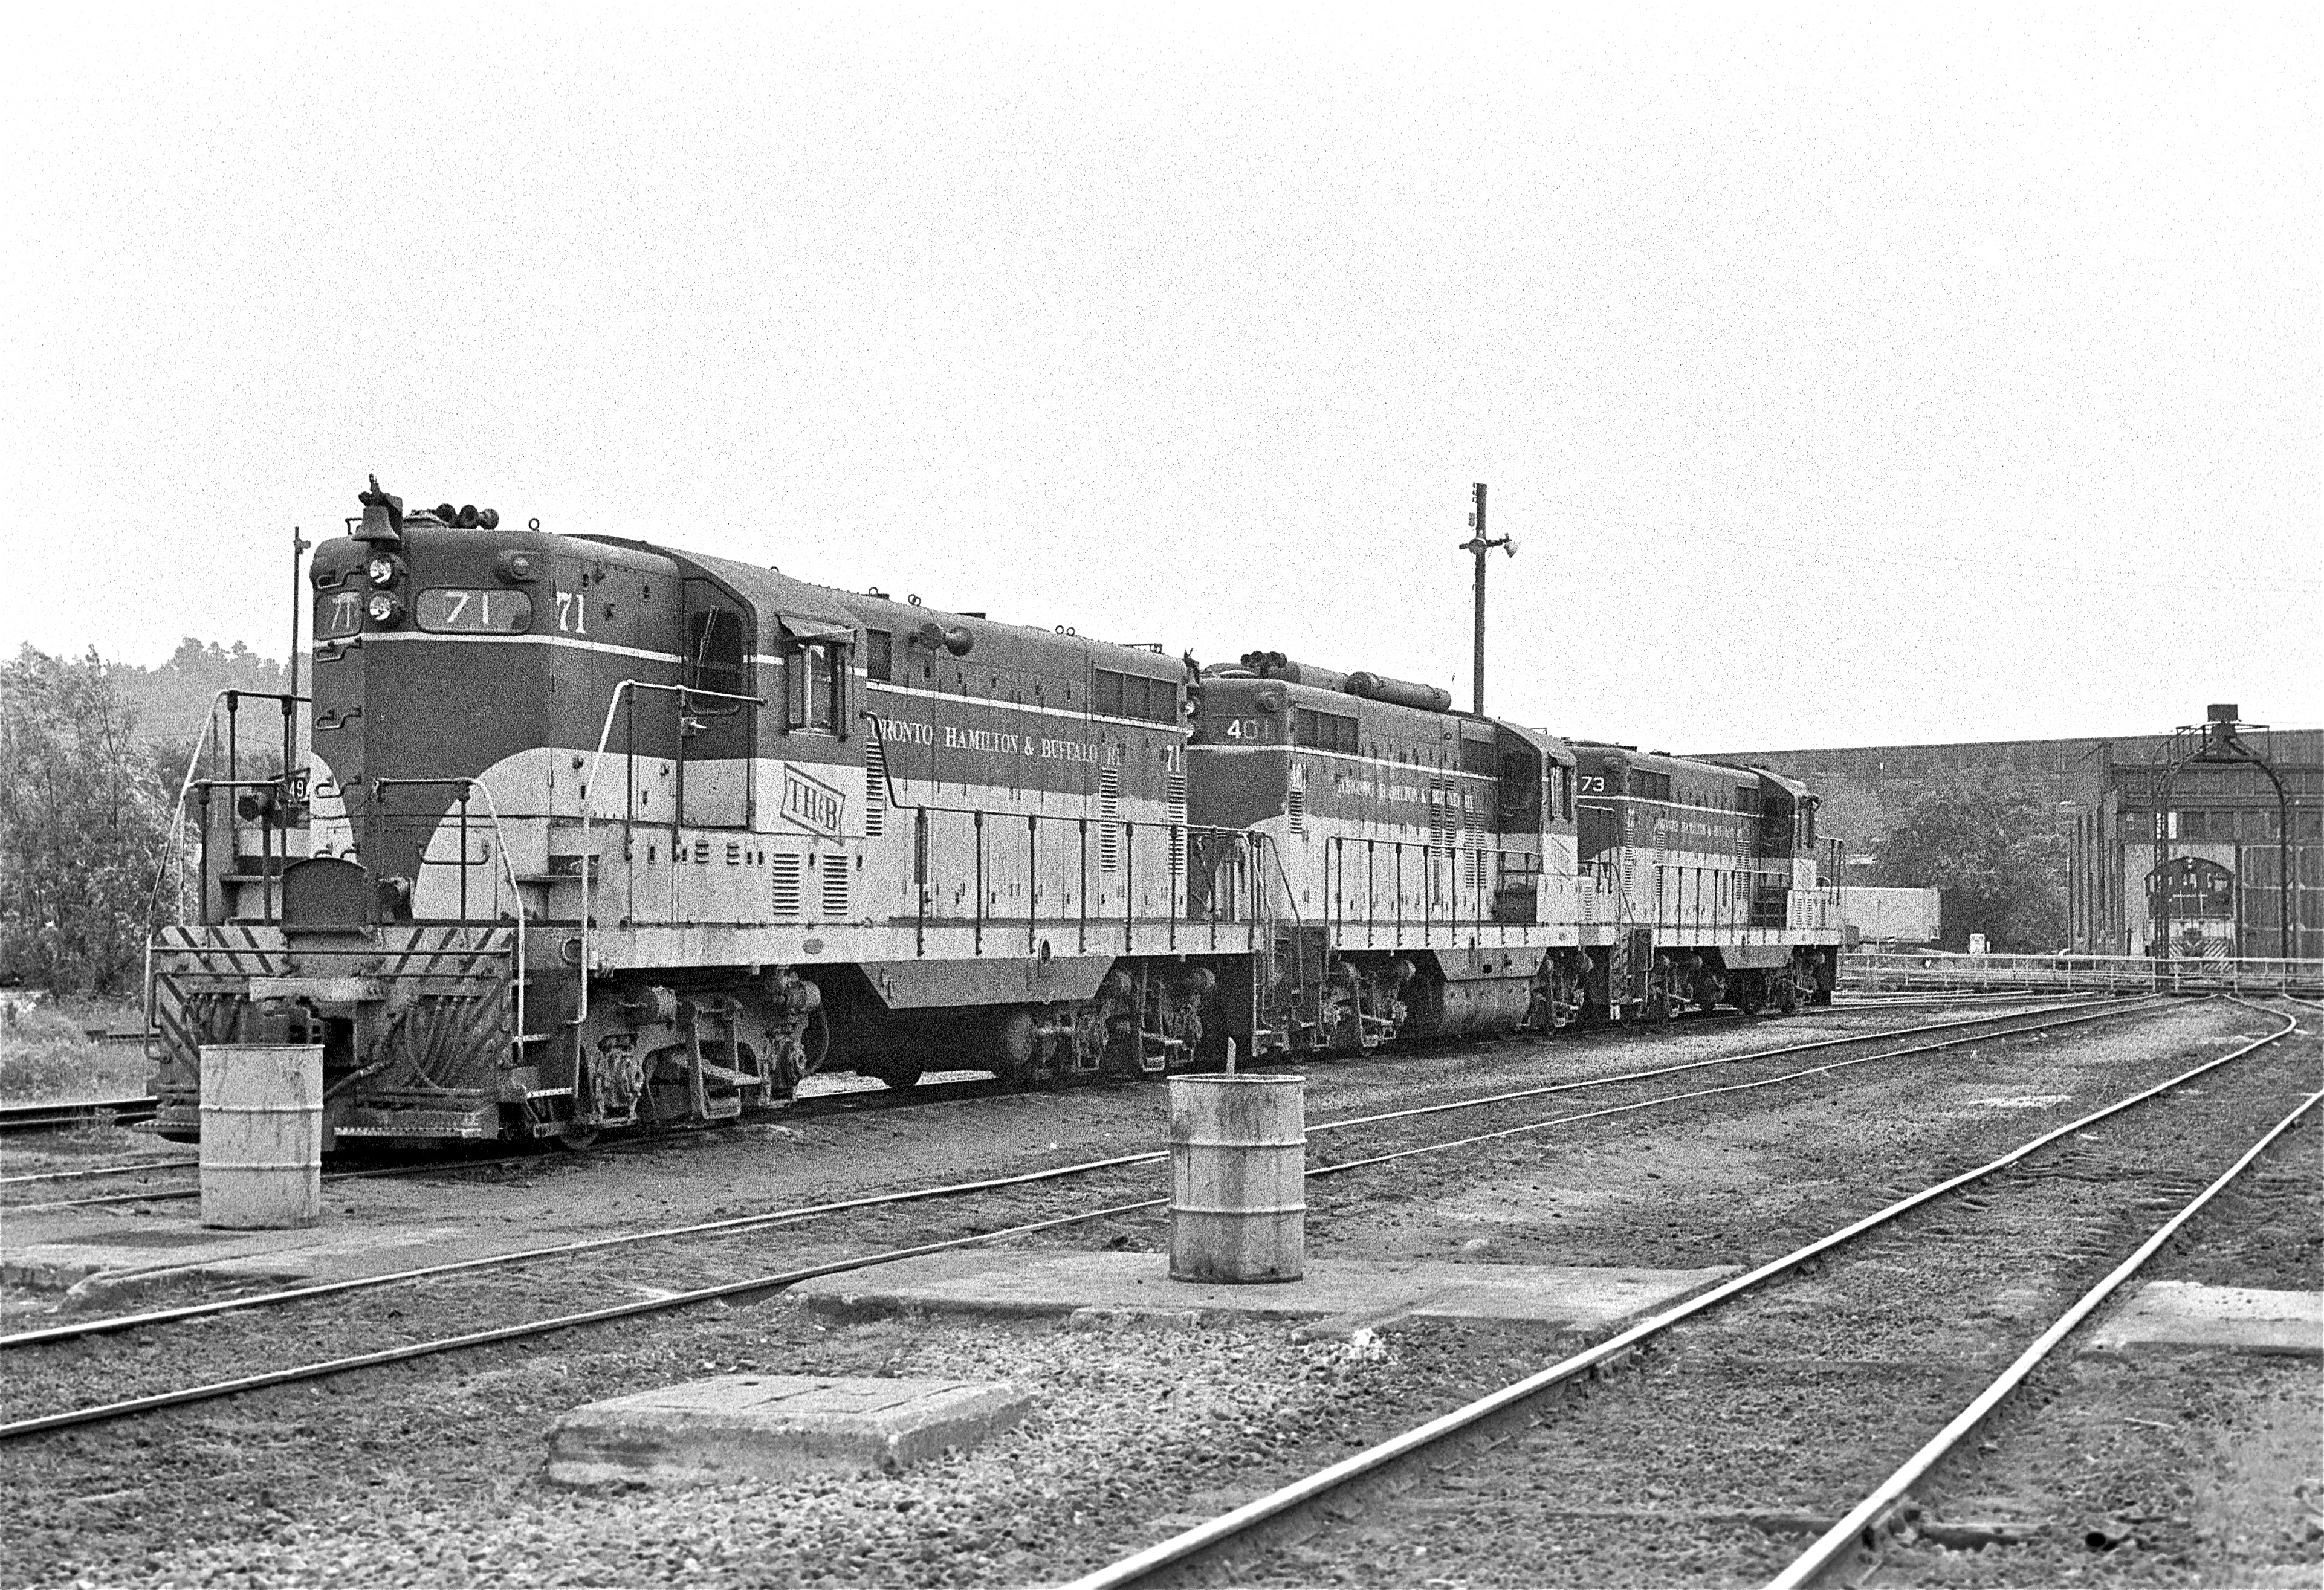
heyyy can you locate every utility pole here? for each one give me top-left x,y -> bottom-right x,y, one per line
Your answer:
1458,482 -> 1516,715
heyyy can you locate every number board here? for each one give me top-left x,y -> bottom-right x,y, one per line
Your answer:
417,589 -> 534,633
316,589 -> 363,639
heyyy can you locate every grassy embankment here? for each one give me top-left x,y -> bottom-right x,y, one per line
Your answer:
0,998 -> 149,1104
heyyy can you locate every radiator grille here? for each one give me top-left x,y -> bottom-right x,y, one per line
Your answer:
863,738 -> 886,838
1099,766 -> 1121,873
771,853 -> 803,917
1167,770 -> 1188,874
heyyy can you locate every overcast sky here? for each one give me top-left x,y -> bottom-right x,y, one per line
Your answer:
4,3 -> 2316,751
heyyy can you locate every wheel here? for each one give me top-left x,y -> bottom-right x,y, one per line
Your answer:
552,1126 -> 601,1152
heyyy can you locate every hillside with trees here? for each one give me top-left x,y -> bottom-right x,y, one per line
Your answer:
116,639 -> 290,755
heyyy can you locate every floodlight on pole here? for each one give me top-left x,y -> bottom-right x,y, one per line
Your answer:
1458,482 -> 1515,715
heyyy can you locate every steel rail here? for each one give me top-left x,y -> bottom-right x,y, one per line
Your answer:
0,1148 -> 1165,1352
0,999 -> 2144,1352
1,1150 -> 562,1216
1049,1004 -> 2300,1590
1312,997 -> 2138,1134
1293,1000 -> 2165,1182
0,1158 -> 197,1187
1766,1003 -> 2321,1589
0,1196 -> 1166,1442
0,1074 -> 1025,1212
0,996 -> 2088,1172
0,1000 -> 2150,1348
0,1097 -> 159,1136
0,1000 -> 2195,1436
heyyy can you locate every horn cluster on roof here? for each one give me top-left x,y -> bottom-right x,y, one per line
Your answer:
352,476 -> 500,544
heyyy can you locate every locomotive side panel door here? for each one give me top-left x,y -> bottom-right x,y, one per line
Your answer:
680,580 -> 755,828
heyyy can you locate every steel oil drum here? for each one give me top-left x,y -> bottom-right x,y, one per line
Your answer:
1168,1075 -> 1305,1282
199,1044 -> 323,1229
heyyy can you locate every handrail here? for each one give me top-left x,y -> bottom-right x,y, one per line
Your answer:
151,689 -> 312,927
574,680 -> 764,1029
1845,948 -> 2322,996
371,777 -> 532,1059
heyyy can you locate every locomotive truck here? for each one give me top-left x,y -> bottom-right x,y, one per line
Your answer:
146,480 -> 1840,1146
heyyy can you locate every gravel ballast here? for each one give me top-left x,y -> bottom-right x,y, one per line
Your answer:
4,998 -> 2313,1588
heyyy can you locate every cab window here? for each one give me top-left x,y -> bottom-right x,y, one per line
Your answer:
788,641 -> 840,731
685,609 -> 747,713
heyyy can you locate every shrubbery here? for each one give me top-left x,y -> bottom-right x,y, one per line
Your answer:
0,646 -> 178,994
1876,772 -> 2068,952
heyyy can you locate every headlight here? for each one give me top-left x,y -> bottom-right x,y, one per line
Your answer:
366,591 -> 405,624
366,555 -> 404,587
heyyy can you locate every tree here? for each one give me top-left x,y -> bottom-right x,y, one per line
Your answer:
0,645 -> 177,994
1876,772 -> 2068,952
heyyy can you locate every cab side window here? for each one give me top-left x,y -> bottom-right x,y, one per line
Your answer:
788,641 -> 840,731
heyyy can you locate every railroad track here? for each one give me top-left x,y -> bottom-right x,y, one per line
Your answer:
0,997 -> 1993,1160
1049,997 -> 2314,1589
0,1071 -> 1025,1212
0,1096 -> 158,1136
0,998 -> 2091,1206
0,993 -> 2174,1438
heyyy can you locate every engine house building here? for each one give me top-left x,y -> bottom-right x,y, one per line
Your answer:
1703,714 -> 2323,962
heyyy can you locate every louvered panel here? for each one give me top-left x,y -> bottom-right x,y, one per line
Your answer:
821,862 -> 850,922
863,738 -> 887,838
1099,766 -> 1121,873
1167,770 -> 1188,874
770,853 -> 803,917
1287,784 -> 1306,835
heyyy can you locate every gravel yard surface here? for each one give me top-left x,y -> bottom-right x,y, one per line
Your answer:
3,998 -> 2303,1588
1176,1000 -> 2324,1589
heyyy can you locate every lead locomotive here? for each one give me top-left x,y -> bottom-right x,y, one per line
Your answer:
147,480 -> 1840,1146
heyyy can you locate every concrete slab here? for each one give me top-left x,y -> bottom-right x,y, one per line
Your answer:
1,1222 -> 497,1311
789,1250 -> 1737,1337
546,1374 -> 1030,1487
2088,1282 -> 2323,1357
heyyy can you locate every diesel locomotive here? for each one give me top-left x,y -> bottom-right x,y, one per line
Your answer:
146,480 -> 1841,1146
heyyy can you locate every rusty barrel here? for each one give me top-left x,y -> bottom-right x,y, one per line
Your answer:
199,1045 -> 323,1229
1168,1075 -> 1304,1282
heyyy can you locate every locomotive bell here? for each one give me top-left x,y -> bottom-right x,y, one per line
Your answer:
355,475 -> 404,545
